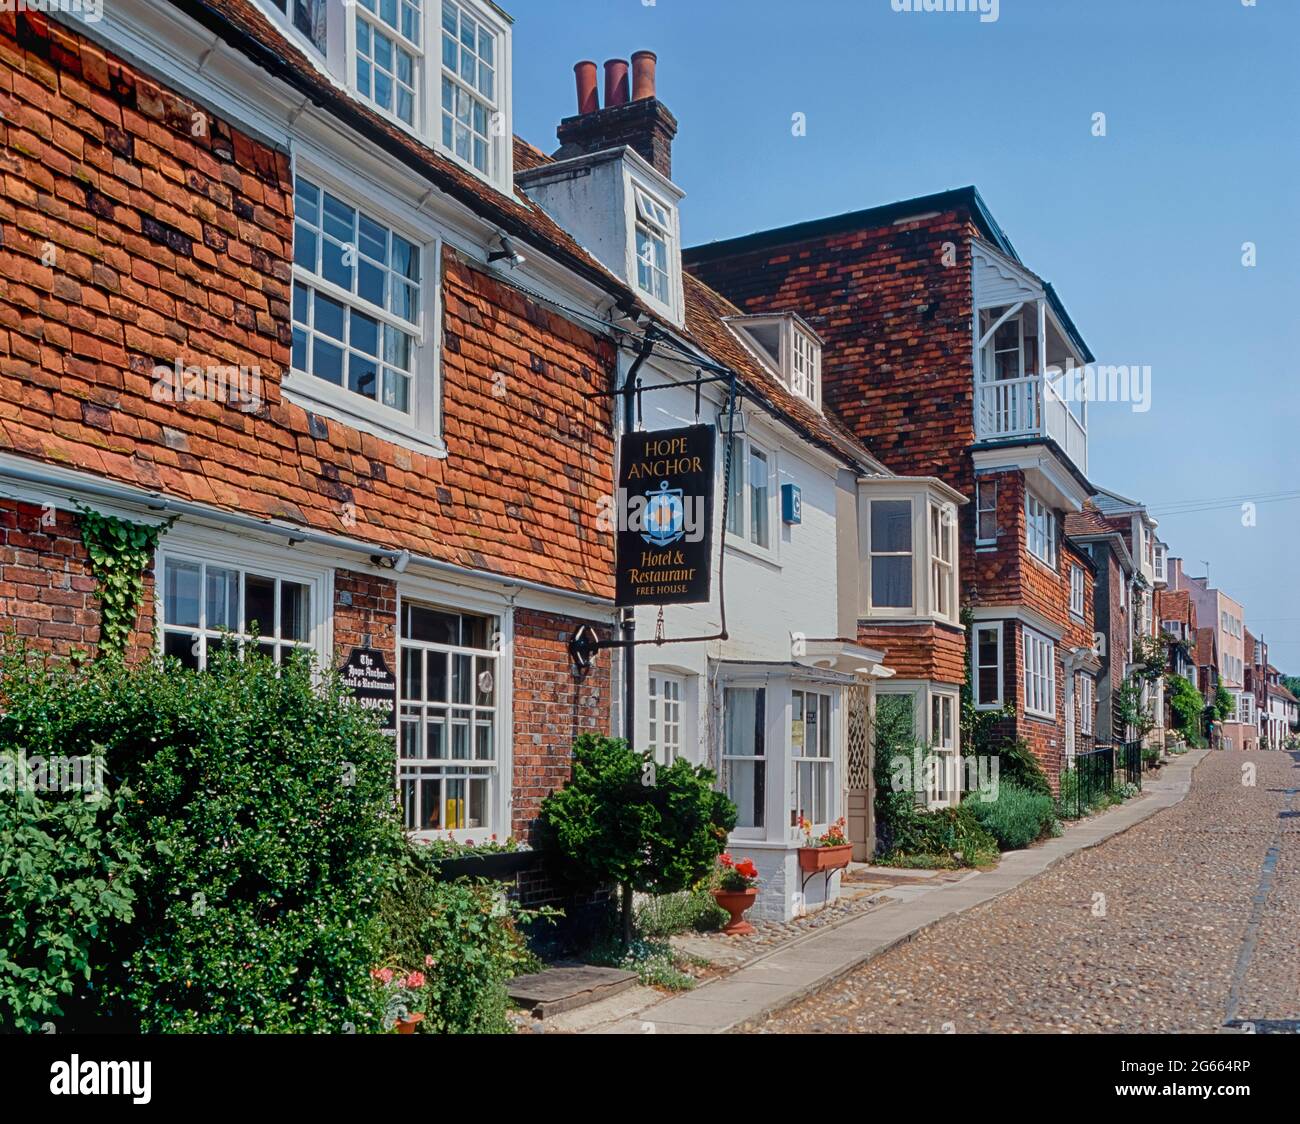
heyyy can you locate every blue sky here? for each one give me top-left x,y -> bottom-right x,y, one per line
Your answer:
511,0 -> 1300,670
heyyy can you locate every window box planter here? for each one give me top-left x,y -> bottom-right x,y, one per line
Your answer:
797,843 -> 853,874
712,888 -> 758,936
427,850 -> 536,882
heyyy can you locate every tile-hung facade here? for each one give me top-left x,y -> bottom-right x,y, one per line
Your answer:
1168,565 -> 1251,750
685,189 -> 1101,789
516,65 -> 969,920
1089,487 -> 1168,747
1064,507 -> 1135,743
0,3 -> 662,863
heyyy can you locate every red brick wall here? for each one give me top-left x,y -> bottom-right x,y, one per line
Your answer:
0,498 -> 152,657
510,607 -> 612,842
333,569 -> 398,664
685,211 -> 980,491
0,11 -> 616,599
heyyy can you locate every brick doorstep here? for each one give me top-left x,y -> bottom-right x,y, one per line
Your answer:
591,750 -> 1210,1035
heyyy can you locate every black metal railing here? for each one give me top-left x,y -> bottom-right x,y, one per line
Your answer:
1119,740 -> 1143,791
1072,745 -> 1114,818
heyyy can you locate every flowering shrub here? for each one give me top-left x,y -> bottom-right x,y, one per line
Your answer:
800,816 -> 848,848
717,854 -> 759,892
371,964 -> 429,1030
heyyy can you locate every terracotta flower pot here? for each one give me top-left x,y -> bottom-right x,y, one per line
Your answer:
712,888 -> 757,936
797,843 -> 853,874
395,1012 -> 425,1035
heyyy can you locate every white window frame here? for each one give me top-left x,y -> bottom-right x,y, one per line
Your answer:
396,595 -> 503,839
790,324 -> 821,407
929,500 -> 956,622
156,534 -> 331,672
867,496 -> 915,614
975,477 -> 998,546
983,308 -> 1025,382
435,0 -> 512,189
972,621 -> 1004,710
1023,626 -> 1056,719
1070,563 -> 1086,619
648,670 -> 685,767
350,0 -> 425,132
1025,490 -> 1057,568
1078,672 -> 1094,735
722,684 -> 767,839
791,688 -> 835,829
723,432 -> 777,558
927,689 -> 958,808
267,0 -> 330,59
286,156 -> 445,457
633,185 -> 673,307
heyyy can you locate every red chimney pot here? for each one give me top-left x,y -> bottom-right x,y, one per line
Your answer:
574,60 -> 599,115
604,59 -> 630,108
631,51 -> 657,101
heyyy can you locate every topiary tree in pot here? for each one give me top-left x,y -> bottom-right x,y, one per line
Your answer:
538,734 -> 737,949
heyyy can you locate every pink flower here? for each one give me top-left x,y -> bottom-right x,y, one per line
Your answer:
424,955 -> 434,967
405,971 -> 426,989
371,968 -> 394,984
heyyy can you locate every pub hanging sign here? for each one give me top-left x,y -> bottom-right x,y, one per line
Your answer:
614,424 -> 716,607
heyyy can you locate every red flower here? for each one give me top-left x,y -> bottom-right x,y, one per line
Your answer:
719,853 -> 734,866
735,859 -> 758,880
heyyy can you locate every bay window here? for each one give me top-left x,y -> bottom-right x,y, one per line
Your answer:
973,622 -> 1004,709
861,482 -> 964,623
160,552 -> 323,670
792,690 -> 833,827
397,601 -> 500,834
291,175 -> 425,422
1023,627 -> 1056,719
1025,490 -> 1057,567
723,686 -> 766,832
354,0 -> 422,127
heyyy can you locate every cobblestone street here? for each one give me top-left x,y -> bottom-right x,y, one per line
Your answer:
762,752 -> 1300,1033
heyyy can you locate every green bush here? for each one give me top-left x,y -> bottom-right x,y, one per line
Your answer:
380,849 -> 543,1034
0,645 -> 406,1032
0,772 -> 141,1032
539,734 -> 736,944
963,782 -> 1057,851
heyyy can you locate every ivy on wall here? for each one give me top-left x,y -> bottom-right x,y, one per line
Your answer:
76,506 -> 175,659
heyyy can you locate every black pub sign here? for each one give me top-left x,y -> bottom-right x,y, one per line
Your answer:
614,424 -> 715,607
338,647 -> 397,732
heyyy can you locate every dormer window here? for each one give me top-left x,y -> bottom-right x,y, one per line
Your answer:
271,0 -> 328,54
440,0 -> 498,176
634,187 -> 673,304
726,314 -> 825,408
355,0 -> 422,127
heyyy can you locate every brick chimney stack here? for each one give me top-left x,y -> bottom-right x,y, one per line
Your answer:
555,51 -> 679,178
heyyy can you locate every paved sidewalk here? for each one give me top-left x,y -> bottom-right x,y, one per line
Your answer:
595,750 -> 1209,1034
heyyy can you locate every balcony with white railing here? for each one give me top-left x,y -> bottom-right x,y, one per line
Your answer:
975,373 -> 1088,475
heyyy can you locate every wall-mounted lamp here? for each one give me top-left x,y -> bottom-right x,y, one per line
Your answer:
488,234 -> 526,268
